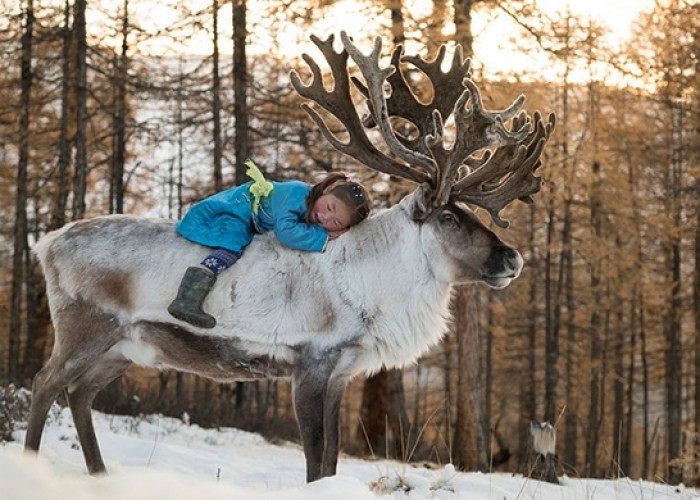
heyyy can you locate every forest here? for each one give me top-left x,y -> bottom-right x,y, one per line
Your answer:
0,0 -> 698,486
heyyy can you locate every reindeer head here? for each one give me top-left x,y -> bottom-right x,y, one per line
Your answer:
290,32 -> 555,228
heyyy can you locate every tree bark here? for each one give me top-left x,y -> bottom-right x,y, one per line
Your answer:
72,0 -> 88,220
623,311 -> 636,476
543,199 -> 558,423
484,294 -> 493,451
449,1 -> 490,471
427,0 -> 449,55
452,0 -> 474,55
384,0 -> 405,46
175,59 -> 184,218
563,215 -> 577,470
454,285 -> 488,471
693,47 -> 700,443
586,159 -> 603,477
518,204 -> 538,469
212,0 -> 223,191
695,205 -> 700,437
640,304 -> 650,478
612,297 -> 625,477
110,0 -> 128,214
557,22 -> 577,471
626,118 -> 649,478
22,242 -> 38,380
665,101 -> 683,485
232,0 -> 248,185
357,368 -> 411,459
53,0 -> 71,230
9,0 -> 34,384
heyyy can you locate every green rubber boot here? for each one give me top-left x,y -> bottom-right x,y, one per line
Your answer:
167,267 -> 217,329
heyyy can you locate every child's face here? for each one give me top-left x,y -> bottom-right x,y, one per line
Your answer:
311,193 -> 353,234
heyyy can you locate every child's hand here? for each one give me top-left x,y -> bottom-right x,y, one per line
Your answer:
328,229 -> 347,240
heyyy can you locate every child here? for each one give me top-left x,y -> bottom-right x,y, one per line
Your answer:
168,160 -> 372,328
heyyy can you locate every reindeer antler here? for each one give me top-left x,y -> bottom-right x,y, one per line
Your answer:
352,42 -> 471,177
290,34 -> 430,185
291,32 -> 556,225
451,111 -> 556,227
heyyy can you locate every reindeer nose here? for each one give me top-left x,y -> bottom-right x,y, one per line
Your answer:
486,245 -> 522,277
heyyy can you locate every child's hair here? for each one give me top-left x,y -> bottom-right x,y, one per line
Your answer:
306,172 -> 372,227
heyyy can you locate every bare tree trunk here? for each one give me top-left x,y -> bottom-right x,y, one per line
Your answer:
175,372 -> 185,415
600,289 -> 612,472
543,199 -> 558,423
549,190 -> 570,430
621,147 -> 638,477
665,101 -> 683,485
72,0 -> 87,220
413,365 -> 422,432
9,0 -> 34,385
264,379 -> 275,420
22,242 -> 38,380
384,0 -> 405,46
557,21 -> 577,473
627,124 -> 649,478
175,59 -> 184,218
172,79 -> 186,411
53,0 -> 71,230
694,80 -> 700,443
623,313 -> 636,476
387,369 -> 411,458
484,295 -> 493,451
452,0 -> 474,55
232,0 -> 248,185
110,0 -> 128,214
695,205 -> 700,436
563,223 -> 577,471
612,298 -> 625,477
518,204 -> 538,469
454,285 -> 488,470
212,0 -> 223,191
426,0 -> 449,55
641,306 -> 650,478
157,372 -> 170,408
586,160 -> 603,477
234,381 -> 249,418
449,0 -> 497,472
357,368 -> 410,459
443,335 -> 454,460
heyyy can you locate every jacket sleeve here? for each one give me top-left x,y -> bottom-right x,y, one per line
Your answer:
272,185 -> 328,252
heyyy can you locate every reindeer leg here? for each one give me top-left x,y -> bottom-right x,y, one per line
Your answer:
26,301 -> 126,468
25,358 -> 74,452
321,376 -> 347,477
66,359 -> 132,475
292,362 -> 331,483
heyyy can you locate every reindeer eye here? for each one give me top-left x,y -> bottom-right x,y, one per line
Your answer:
438,211 -> 458,226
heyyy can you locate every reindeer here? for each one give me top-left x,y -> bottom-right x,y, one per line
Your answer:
25,32 -> 555,482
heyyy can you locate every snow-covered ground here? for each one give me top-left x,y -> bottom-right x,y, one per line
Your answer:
1,406 -> 697,499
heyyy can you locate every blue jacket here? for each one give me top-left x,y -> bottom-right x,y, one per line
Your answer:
175,181 -> 328,253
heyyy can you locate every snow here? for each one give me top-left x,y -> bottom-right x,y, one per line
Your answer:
1,406 -> 697,500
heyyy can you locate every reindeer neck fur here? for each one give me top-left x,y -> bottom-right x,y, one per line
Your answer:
320,195 -> 454,373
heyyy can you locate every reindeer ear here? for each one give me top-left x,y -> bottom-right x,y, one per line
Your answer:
411,183 -> 433,221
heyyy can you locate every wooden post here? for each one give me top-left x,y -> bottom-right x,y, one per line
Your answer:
528,421 -> 559,484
